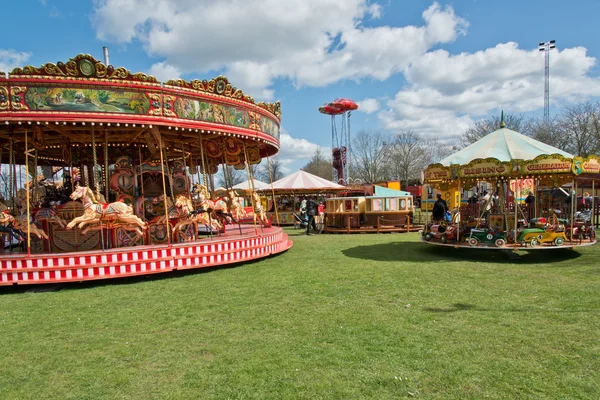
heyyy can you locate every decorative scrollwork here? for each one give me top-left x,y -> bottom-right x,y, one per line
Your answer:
0,86 -> 9,111
109,67 -> 129,79
95,62 -> 107,78
65,60 -> 79,76
10,86 -> 28,111
9,54 -> 159,83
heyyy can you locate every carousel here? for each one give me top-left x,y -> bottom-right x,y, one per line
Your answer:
422,118 -> 598,250
0,54 -> 292,285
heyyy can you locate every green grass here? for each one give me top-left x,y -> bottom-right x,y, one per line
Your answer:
1,229 -> 599,399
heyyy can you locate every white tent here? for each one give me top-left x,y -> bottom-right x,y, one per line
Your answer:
263,170 -> 348,193
231,179 -> 270,191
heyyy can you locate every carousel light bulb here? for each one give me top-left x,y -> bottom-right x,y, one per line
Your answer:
116,123 -> 120,127
91,122 -> 95,126
132,124 -> 136,127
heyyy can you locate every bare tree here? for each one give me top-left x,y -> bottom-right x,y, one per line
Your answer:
351,130 -> 389,183
386,131 -> 427,185
216,165 -> 246,188
557,101 -> 600,157
257,157 -> 284,183
458,113 -> 530,148
302,147 -> 333,181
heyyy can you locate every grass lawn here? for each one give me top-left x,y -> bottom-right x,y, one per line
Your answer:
1,229 -> 599,399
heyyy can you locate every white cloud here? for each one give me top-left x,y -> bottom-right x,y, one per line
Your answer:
277,131 -> 331,169
148,61 -> 181,82
0,49 -> 32,74
356,98 -> 379,114
380,42 -> 600,139
91,1 -> 466,94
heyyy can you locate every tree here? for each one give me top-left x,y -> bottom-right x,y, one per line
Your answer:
351,130 -> 389,183
216,165 -> 245,188
458,113 -> 530,148
386,131 -> 427,185
302,147 -> 333,181
257,157 -> 284,183
557,102 -> 600,157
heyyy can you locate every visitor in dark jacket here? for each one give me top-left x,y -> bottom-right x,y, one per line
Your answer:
432,193 -> 447,222
306,197 -> 318,235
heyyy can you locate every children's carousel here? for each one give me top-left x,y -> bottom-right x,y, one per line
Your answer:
0,54 -> 291,285
421,118 -> 598,250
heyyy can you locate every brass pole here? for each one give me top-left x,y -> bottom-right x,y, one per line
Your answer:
159,135 -> 171,246
267,155 -> 280,226
243,143 -> 258,233
25,129 -> 31,256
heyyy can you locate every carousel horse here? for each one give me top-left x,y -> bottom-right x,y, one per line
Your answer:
66,184 -> 146,234
13,214 -> 50,240
172,195 -> 221,236
34,202 -> 68,229
251,191 -> 267,225
228,189 -> 247,220
0,211 -> 26,243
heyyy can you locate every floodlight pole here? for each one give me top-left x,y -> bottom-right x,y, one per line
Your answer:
538,40 -> 556,124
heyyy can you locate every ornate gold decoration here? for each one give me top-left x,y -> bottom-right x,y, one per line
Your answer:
0,86 -> 9,111
9,54 -> 158,83
148,93 -> 162,116
65,60 -> 79,76
10,86 -> 28,111
257,100 -> 281,119
248,112 -> 261,130
163,95 -> 175,117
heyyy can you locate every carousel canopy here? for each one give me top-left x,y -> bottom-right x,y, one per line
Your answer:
232,180 -> 270,191
438,127 -> 574,166
263,170 -> 347,193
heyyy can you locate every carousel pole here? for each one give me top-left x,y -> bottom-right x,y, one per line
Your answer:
456,180 -> 461,245
571,180 -> 575,244
198,135 -> 215,238
243,143 -> 258,234
593,180 -> 596,228
91,126 -> 105,251
219,145 -> 243,235
158,133 -> 172,247
104,131 -> 109,201
8,138 -> 13,212
514,183 -> 519,242
138,146 -> 146,220
267,155 -> 280,227
24,129 -> 31,256
180,139 -> 196,240
33,150 -> 38,204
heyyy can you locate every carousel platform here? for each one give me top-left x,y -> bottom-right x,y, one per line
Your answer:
0,226 -> 291,286
421,238 -> 596,251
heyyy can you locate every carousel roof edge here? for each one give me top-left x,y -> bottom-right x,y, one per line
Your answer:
6,54 -> 281,121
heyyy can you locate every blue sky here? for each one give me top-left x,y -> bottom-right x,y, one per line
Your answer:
2,0 -> 600,173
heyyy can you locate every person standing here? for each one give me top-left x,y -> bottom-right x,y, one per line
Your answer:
306,196 -> 318,235
432,193 -> 447,222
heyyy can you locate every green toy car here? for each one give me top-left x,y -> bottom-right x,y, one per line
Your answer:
468,228 -> 507,247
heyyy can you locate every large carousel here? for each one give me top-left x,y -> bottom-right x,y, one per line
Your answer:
0,54 -> 292,285
422,119 -> 598,250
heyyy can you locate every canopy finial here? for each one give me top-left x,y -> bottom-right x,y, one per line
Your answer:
500,110 -> 506,128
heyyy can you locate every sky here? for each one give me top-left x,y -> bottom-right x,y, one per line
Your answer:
2,0 -> 600,174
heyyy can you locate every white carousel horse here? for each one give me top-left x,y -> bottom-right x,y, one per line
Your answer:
66,184 -> 146,234
251,191 -> 267,224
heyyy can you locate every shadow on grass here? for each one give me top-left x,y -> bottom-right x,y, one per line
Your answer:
423,302 -> 599,313
342,240 -> 582,264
